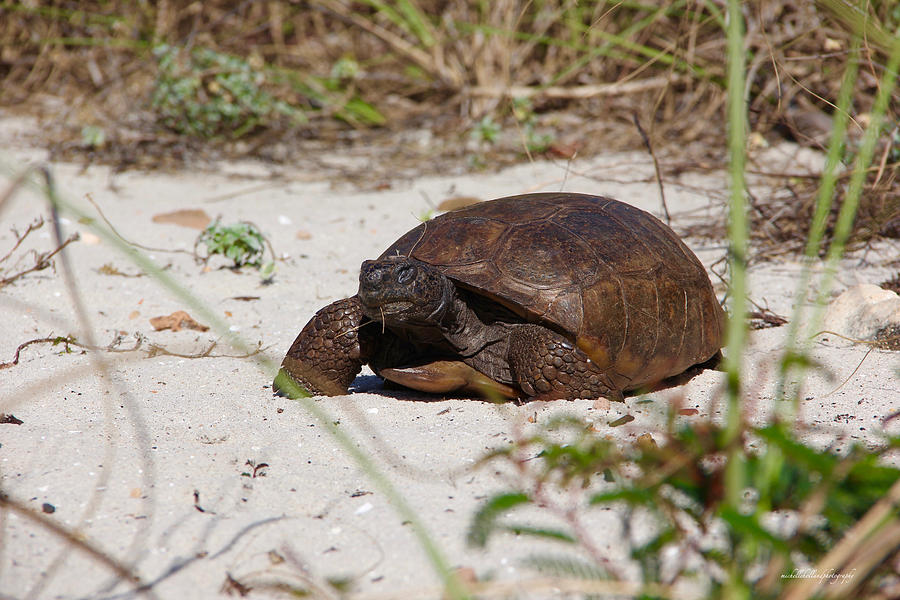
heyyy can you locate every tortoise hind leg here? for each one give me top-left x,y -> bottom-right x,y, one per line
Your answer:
275,296 -> 369,398
507,324 -> 623,401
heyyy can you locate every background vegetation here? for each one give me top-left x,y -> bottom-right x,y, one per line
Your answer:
1,1 -> 898,250
1,1 -> 899,599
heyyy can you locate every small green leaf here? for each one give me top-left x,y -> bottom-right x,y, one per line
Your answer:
519,553 -> 608,580
719,507 -> 789,553
341,97 -> 386,126
589,488 -> 653,506
503,524 -> 576,544
259,261 -> 276,280
467,492 -> 530,548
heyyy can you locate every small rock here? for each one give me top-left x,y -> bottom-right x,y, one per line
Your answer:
823,284 -> 900,344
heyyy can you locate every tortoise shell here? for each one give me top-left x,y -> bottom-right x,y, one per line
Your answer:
380,192 -> 724,392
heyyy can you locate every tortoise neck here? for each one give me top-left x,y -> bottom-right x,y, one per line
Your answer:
439,291 -> 510,358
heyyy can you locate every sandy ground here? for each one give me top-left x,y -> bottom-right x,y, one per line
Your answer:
0,114 -> 898,600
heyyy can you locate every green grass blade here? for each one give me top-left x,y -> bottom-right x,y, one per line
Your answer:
502,524 -> 576,544
723,4 -> 750,595
722,0 -> 748,439
548,2 -> 679,88
395,0 -> 435,47
352,0 -> 434,47
457,21 -> 720,84
801,30 -> 900,378
774,38 -> 860,410
467,492 -> 531,548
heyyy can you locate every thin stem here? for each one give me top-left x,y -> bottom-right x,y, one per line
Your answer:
774,38 -> 860,412
722,0 -> 748,444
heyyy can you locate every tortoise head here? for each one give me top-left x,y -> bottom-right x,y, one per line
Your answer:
358,256 -> 454,327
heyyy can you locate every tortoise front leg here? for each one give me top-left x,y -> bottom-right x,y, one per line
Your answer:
275,296 -> 369,397
507,324 -> 623,402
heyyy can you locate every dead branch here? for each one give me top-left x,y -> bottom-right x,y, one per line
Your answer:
0,219 -> 79,289
0,334 -> 266,371
466,76 -> 678,99
0,336 -> 85,370
0,217 -> 45,265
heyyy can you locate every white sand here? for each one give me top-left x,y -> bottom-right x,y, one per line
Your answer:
1,116 -> 897,599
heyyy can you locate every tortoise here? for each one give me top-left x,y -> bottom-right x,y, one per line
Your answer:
274,193 -> 724,401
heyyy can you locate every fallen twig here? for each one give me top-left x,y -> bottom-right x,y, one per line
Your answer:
0,333 -> 267,370
466,76 -> 679,99
0,224 -> 80,289
84,193 -> 193,256
0,336 -> 85,370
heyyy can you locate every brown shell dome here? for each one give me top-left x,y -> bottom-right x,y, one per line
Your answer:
380,193 -> 724,392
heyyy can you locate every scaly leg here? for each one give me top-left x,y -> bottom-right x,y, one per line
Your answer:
275,296 -> 368,397
507,324 -> 623,401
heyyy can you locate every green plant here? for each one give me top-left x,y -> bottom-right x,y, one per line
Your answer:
469,416 -> 900,598
512,97 -> 553,154
196,221 -> 272,273
80,125 -> 106,149
467,2 -> 900,597
151,44 -> 305,139
469,115 -> 501,145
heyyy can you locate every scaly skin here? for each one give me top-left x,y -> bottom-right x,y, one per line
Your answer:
507,324 -> 623,401
275,297 -> 368,397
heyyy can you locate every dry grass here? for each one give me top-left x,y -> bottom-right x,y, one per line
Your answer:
0,1 -> 898,251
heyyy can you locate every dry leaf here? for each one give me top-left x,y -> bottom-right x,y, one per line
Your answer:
152,209 -> 212,230
296,229 -> 312,240
678,408 -> 699,416
437,196 -> 481,212
548,142 -> 578,159
128,310 -> 140,319
150,310 -> 209,332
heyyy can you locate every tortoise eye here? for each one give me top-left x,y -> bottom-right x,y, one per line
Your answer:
397,264 -> 416,284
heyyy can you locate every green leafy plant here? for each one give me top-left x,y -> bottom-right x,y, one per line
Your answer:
468,2 -> 900,598
469,415 -> 900,598
196,221 -> 272,273
512,97 -> 553,154
80,125 -> 106,149
151,44 -> 305,139
470,115 -> 501,145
